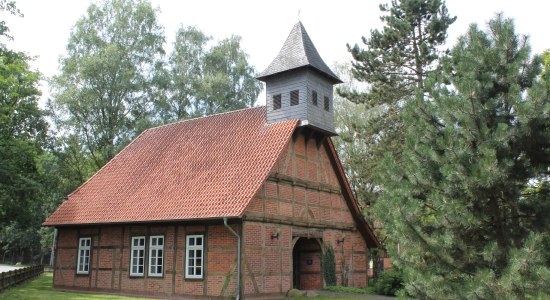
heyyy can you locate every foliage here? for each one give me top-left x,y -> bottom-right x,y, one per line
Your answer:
0,27 -> 48,262
542,49 -> 550,79
333,64 -> 377,219
0,49 -> 46,226
0,272 -> 154,299
0,0 -> 21,41
322,244 -> 337,286
336,0 -> 455,227
325,270 -> 404,297
49,0 -> 166,170
157,26 -> 261,122
345,0 -> 455,101
371,268 -> 404,296
375,14 -> 550,298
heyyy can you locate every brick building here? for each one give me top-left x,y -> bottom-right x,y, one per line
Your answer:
44,22 -> 379,299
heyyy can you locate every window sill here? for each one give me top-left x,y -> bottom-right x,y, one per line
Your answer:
184,276 -> 204,281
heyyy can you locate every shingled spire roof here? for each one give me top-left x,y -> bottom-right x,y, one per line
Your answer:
257,21 -> 342,83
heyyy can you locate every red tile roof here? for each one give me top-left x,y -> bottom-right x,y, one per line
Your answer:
44,107 -> 298,226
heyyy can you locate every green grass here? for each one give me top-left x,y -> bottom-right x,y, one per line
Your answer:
291,297 -> 361,300
325,285 -> 375,294
1,273 -> 382,300
0,273 -> 152,300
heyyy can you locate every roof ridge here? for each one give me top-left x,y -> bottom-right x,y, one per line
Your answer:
66,106 -> 267,199
149,106 -> 266,131
65,106 -> 266,199
44,105 -> 301,226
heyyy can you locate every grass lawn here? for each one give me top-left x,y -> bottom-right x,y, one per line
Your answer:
0,272 -> 153,300
291,297 -> 365,300
1,272 -> 383,300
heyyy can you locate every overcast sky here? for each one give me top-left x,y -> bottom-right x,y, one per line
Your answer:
3,0 -> 549,105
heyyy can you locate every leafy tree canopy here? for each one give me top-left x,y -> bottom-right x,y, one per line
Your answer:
0,1 -> 49,262
49,0 -> 166,170
157,26 -> 261,122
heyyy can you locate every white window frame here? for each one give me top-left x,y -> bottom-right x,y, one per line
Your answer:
148,235 -> 164,277
130,236 -> 146,276
77,237 -> 91,274
185,234 -> 204,279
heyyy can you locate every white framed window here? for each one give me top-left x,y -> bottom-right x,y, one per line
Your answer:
185,234 -> 204,279
77,237 -> 91,274
130,236 -> 146,276
149,235 -> 164,277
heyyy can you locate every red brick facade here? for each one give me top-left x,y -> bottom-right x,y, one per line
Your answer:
52,131 -> 374,298
242,131 -> 370,297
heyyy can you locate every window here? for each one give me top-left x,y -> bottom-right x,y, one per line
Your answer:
77,237 -> 91,274
324,96 -> 330,111
130,236 -> 145,276
290,90 -> 299,106
312,90 -> 318,106
185,235 -> 204,279
149,235 -> 164,277
273,94 -> 281,110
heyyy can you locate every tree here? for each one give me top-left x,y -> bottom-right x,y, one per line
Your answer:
157,27 -> 261,122
338,0 -> 455,213
0,2 -> 49,263
542,49 -> 550,79
198,35 -> 261,116
0,0 -> 21,40
0,49 -> 48,263
158,26 -> 209,122
376,15 -> 550,298
49,0 -> 165,170
333,63 -> 378,219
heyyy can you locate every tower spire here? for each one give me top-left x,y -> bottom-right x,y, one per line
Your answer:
257,22 -> 341,135
257,22 -> 342,84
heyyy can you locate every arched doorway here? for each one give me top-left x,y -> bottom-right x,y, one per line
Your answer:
292,237 -> 322,290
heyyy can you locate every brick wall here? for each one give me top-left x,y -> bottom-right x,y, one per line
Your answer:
54,223 -> 239,299
242,131 -> 371,296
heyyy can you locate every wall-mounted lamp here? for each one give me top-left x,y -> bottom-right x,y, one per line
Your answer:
270,228 -> 281,240
336,238 -> 345,245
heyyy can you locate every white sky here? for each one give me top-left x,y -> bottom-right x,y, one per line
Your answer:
3,0 -> 549,106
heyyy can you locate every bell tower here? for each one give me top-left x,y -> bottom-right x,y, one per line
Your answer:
257,22 -> 342,135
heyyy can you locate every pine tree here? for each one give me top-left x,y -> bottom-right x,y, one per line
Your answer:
376,14 -> 550,298
338,0 -> 455,210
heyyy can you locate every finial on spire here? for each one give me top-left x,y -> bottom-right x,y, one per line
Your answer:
298,9 -> 301,21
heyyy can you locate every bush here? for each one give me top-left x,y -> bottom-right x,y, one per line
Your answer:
372,268 -> 404,296
322,244 -> 336,286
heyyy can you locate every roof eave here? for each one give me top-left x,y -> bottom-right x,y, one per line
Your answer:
43,215 -> 244,227
256,65 -> 343,84
325,138 -> 381,248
